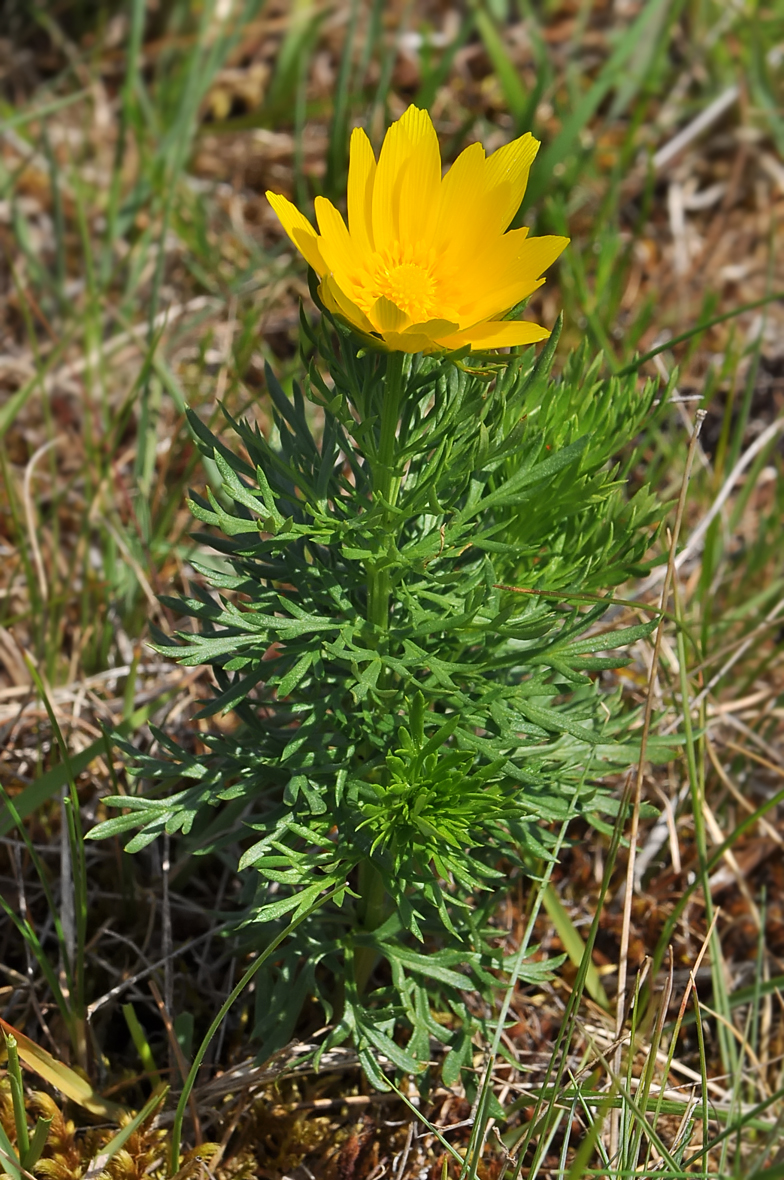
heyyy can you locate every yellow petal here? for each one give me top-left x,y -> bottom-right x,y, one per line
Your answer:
448,226 -> 530,315
314,196 -> 358,261
314,196 -> 364,291
483,132 -> 540,231
461,235 -> 569,324
471,277 -> 547,324
370,296 -> 411,333
397,112 -> 442,247
378,330 -> 441,354
266,191 -> 325,273
347,126 -> 376,258
402,318 -> 459,337
434,141 -> 487,257
319,275 -> 376,334
438,319 -> 550,350
434,133 -> 541,281
505,233 -> 570,281
373,105 -> 437,253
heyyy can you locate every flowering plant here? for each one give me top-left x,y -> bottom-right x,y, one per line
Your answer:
92,108 -> 664,1089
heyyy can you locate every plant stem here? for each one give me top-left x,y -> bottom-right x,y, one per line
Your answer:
354,860 -> 388,994
355,351 -> 406,992
366,350 -> 405,638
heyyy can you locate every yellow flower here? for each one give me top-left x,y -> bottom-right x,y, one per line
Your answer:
266,105 -> 568,354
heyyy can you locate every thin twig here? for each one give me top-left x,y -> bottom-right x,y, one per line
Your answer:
632,415 -> 784,601
59,782 -> 75,999
653,86 -> 739,171
162,832 -> 175,1084
706,738 -> 783,846
692,594 -> 784,711
674,416 -> 784,573
393,1120 -> 415,1180
22,438 -> 61,603
8,841 -> 35,983
149,977 -> 203,1145
719,714 -> 784,768
87,923 -> 232,1016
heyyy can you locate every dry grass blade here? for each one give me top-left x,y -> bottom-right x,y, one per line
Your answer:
0,1017 -> 125,1120
611,408 -> 706,1158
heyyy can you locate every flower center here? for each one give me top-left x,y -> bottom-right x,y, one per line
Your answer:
373,261 -> 436,323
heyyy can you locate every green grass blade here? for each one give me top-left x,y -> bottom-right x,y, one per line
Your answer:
4,1034 -> 30,1160
0,783 -> 76,997
84,1085 -> 168,1176
24,659 -> 88,1033
325,0 -> 359,197
616,291 -> 784,377
101,0 -> 146,286
542,882 -> 610,1010
525,0 -> 673,209
0,89 -> 89,133
414,11 -> 475,111
0,1127 -> 22,1180
123,1003 -> 163,1088
473,4 -> 527,126
21,1116 -> 53,1173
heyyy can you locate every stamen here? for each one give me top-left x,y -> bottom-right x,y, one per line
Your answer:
373,262 -> 436,322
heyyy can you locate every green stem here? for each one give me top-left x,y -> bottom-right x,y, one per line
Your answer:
354,860 -> 388,995
366,350 -> 405,637
355,352 -> 406,992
